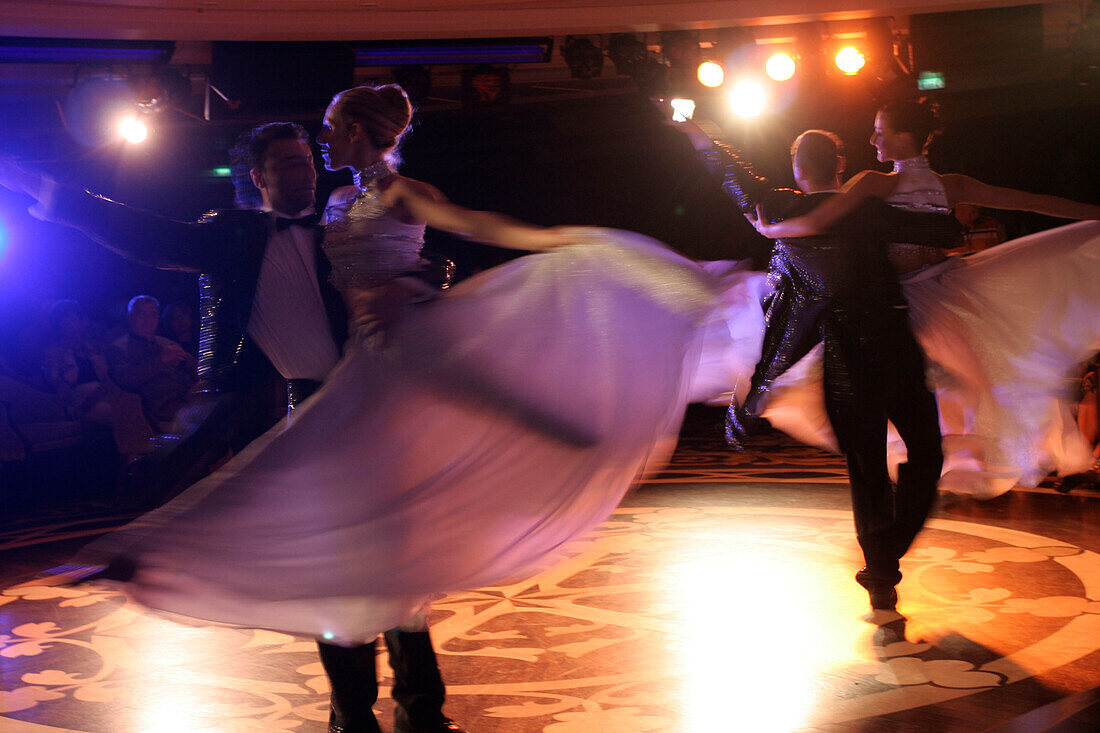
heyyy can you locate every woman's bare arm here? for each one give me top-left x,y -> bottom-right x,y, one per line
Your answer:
381,177 -> 572,251
942,174 -> 1100,220
751,170 -> 895,238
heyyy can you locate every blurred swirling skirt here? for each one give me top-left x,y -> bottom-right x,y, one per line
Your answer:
756,220 -> 1100,499
79,228 -> 720,644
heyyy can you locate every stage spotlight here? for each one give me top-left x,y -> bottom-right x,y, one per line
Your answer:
606,33 -> 668,94
670,98 -> 696,121
727,79 -> 766,118
64,76 -> 138,148
132,67 -> 189,114
697,61 -> 724,88
562,36 -> 604,79
117,114 -> 148,144
661,30 -> 699,70
835,46 -> 866,75
607,33 -> 647,76
766,53 -> 797,82
461,64 -> 510,107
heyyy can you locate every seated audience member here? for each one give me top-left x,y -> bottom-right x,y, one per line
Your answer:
42,299 -> 113,421
0,353 -> 76,461
109,295 -> 198,430
14,296 -> 59,387
1,353 -> 71,422
159,302 -> 200,357
42,299 -> 154,455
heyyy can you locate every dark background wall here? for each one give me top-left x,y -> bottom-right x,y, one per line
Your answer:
0,54 -> 1097,355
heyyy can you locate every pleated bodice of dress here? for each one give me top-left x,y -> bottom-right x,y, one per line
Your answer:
321,191 -> 427,290
886,156 -> 951,273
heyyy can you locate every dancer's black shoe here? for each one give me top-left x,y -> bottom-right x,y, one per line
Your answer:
855,567 -> 900,611
724,402 -> 757,450
1056,470 -> 1100,494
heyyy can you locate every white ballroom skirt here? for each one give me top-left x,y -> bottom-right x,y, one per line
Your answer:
699,220 -> 1100,500
81,228 -> 720,644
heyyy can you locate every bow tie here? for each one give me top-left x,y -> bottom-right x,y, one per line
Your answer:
274,213 -> 321,231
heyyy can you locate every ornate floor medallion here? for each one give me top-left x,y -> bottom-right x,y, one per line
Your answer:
3,502 -> 1098,732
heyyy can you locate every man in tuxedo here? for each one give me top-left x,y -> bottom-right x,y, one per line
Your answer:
0,122 -> 462,733
691,127 -> 959,612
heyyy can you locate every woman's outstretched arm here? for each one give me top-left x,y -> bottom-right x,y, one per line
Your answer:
942,175 -> 1100,220
751,170 -> 895,238
381,177 -> 573,251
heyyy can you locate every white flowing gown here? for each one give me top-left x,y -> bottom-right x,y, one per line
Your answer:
82,216 -> 720,644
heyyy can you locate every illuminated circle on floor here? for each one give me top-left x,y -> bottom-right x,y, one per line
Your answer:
2,507 -> 1097,731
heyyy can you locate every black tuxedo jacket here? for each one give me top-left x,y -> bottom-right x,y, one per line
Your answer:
708,143 -> 962,410
45,185 -> 347,394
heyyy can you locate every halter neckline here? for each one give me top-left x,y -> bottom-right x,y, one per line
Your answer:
893,156 -> 931,174
354,160 -> 395,190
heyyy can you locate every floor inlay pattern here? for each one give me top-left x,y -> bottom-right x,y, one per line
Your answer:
649,427 -> 850,485
3,503 -> 1098,732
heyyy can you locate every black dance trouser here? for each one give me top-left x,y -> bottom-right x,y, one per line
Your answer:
822,310 -> 943,588
317,631 -> 447,731
740,271 -> 827,416
286,378 -> 447,731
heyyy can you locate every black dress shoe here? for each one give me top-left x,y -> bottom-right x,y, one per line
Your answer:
855,567 -> 899,611
328,720 -> 381,733
1057,471 -> 1100,493
867,585 -> 898,611
328,706 -> 381,733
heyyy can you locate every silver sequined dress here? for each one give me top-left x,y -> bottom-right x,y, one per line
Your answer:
321,187 -> 427,290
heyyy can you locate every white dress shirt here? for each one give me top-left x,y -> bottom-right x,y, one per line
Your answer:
247,211 -> 340,381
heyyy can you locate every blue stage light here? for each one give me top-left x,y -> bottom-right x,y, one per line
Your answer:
0,38 -> 173,64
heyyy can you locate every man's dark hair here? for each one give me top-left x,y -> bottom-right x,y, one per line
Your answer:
791,129 -> 844,187
228,122 -> 310,210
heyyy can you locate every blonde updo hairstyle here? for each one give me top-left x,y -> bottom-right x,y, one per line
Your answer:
331,83 -> 413,162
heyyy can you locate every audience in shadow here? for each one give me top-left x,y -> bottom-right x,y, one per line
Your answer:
159,301 -> 200,358
1,297 -> 207,507
108,295 -> 198,432
40,299 -> 154,457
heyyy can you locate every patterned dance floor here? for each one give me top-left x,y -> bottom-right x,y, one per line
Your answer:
2,408 -> 1098,732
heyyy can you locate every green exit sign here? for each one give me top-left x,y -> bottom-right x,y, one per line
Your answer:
917,71 -> 945,90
